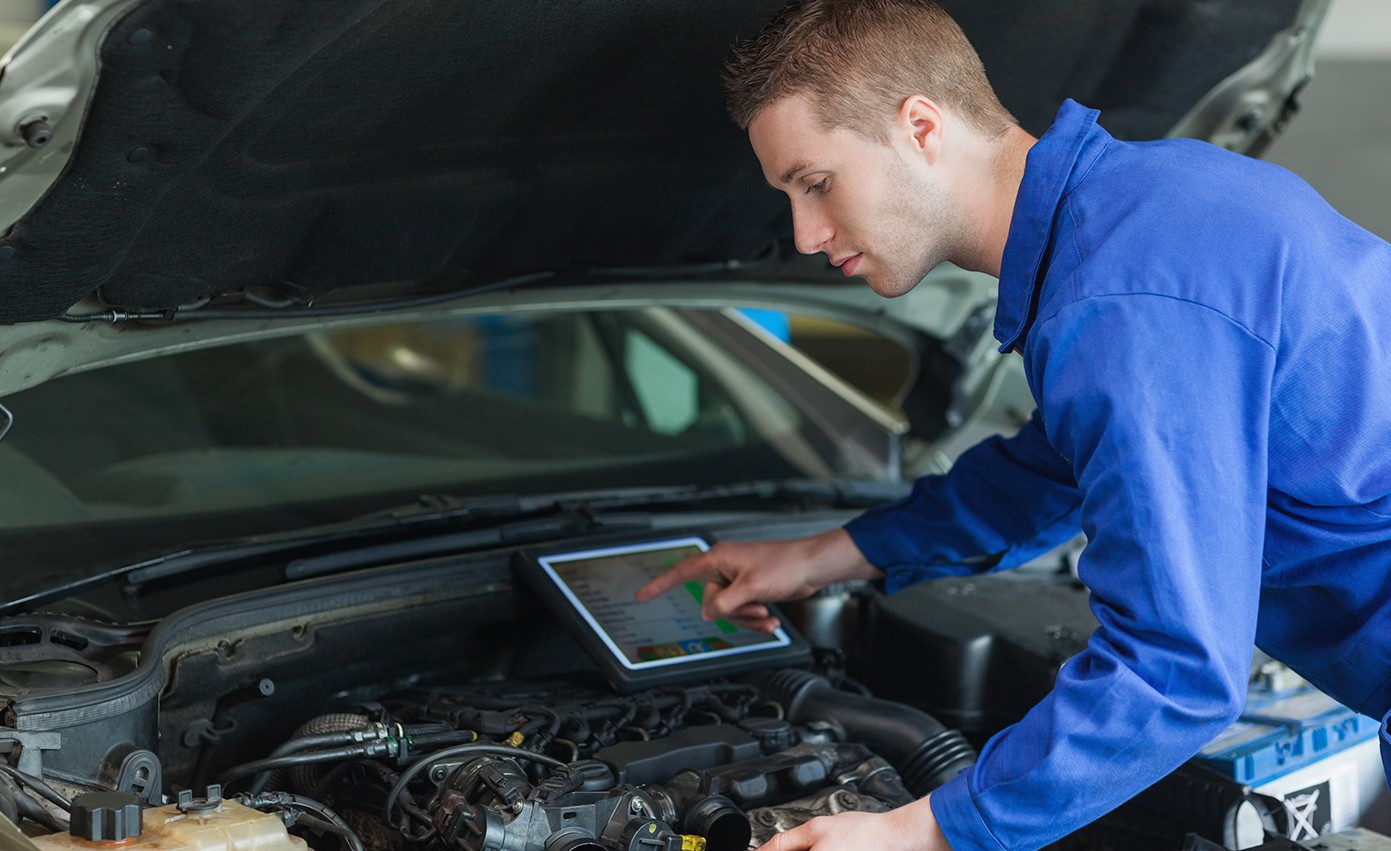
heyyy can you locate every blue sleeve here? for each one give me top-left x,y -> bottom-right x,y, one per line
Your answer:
843,409 -> 1083,593
930,295 -> 1271,851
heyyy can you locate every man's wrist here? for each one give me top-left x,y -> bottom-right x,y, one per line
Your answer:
890,794 -> 951,849
807,527 -> 884,584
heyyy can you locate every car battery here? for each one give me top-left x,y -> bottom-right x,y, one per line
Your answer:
1195,677 -> 1387,841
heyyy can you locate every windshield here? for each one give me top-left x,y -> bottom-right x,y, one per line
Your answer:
0,307 -> 877,582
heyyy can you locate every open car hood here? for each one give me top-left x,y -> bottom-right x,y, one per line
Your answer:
0,0 -> 1329,324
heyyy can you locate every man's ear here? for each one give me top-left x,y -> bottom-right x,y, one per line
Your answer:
898,95 -> 945,165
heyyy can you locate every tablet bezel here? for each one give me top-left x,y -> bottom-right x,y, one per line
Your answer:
517,533 -> 811,691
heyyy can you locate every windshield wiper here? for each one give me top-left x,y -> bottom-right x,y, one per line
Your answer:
280,505 -> 646,580
0,478 -> 898,616
282,478 -> 903,580
0,495 -> 594,615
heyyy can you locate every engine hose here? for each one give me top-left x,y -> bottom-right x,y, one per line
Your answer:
756,669 -> 976,796
248,731 -> 361,795
10,786 -> 68,833
0,765 -> 72,811
245,714 -> 373,794
219,744 -> 377,790
406,730 -> 481,748
296,813 -> 365,851
237,791 -> 364,851
272,730 -> 363,758
0,775 -> 23,825
403,723 -> 452,736
685,795 -> 751,851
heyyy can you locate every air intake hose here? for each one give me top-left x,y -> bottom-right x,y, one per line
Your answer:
757,669 -> 976,796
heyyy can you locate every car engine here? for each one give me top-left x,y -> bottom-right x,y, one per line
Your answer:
194,671 -> 974,851
0,534 -> 1385,851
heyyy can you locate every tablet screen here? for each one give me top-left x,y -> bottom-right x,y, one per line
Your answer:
535,536 -> 791,671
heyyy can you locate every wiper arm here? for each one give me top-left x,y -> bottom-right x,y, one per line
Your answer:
1,478 -> 898,615
279,481 -> 838,581
121,494 -> 543,587
0,495 -> 602,615
282,507 -> 648,580
210,478 -> 905,582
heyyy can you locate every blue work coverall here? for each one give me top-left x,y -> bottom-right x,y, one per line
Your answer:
844,100 -> 1391,851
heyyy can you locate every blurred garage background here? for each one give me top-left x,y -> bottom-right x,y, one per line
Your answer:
1263,0 -> 1391,242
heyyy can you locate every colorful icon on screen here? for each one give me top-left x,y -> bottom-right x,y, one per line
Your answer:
637,637 -> 735,661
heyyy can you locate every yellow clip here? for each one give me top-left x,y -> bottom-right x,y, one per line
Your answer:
505,731 -> 525,747
680,836 -> 707,851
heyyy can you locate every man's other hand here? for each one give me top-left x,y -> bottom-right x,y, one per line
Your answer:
632,529 -> 882,633
760,798 -> 952,851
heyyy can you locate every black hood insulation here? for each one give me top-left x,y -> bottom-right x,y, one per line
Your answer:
0,0 -> 1302,323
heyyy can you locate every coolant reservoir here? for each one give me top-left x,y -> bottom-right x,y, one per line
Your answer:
29,799 -> 307,851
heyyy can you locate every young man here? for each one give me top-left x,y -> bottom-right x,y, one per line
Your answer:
635,1 -> 1391,849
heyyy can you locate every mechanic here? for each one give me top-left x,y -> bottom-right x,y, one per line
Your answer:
634,1 -> 1391,849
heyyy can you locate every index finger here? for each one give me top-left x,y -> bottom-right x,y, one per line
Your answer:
633,552 -> 718,602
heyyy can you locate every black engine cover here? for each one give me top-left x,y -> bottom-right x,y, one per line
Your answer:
863,574 -> 1098,743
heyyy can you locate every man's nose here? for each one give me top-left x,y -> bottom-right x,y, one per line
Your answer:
792,204 -> 832,255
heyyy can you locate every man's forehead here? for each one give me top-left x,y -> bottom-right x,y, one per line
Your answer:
749,96 -> 835,186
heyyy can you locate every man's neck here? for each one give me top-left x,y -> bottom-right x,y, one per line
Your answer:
957,125 -> 1036,278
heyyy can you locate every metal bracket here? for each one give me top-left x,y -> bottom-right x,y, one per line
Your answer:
114,749 -> 163,805
0,731 -> 61,776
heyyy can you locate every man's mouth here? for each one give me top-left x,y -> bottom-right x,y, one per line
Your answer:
832,254 -> 863,277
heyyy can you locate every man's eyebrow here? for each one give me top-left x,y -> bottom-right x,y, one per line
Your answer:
777,160 -> 816,186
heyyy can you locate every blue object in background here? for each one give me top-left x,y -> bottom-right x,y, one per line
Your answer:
1195,681 -> 1380,786
475,315 -> 539,396
738,309 -> 790,341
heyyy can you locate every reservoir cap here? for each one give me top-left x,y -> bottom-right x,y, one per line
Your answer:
70,792 -> 142,843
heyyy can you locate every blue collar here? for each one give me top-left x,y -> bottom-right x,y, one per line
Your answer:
994,99 -> 1112,353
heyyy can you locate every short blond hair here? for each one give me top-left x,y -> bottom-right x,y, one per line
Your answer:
725,0 -> 1016,140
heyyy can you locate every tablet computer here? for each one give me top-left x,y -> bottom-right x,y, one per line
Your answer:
517,534 -> 809,691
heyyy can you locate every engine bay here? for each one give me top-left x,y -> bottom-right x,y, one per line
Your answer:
0,524 -> 1386,851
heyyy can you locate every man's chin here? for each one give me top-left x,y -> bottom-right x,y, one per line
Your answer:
864,254 -> 949,298
864,273 -> 919,299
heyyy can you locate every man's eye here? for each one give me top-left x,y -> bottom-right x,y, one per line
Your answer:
805,178 -> 829,195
